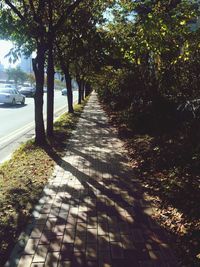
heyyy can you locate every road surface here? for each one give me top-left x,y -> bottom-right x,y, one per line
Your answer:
0,90 -> 78,163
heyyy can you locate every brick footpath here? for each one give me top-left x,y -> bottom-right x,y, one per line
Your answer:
5,92 -> 178,267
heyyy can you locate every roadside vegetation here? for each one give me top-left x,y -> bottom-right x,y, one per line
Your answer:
1,0 -> 200,266
0,99 -> 88,265
103,104 -> 200,267
89,1 -> 200,266
0,0 -> 111,142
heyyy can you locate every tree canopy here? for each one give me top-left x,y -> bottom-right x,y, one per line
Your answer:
1,0 -> 200,265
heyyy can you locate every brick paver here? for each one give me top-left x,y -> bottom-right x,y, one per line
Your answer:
5,92 -> 178,267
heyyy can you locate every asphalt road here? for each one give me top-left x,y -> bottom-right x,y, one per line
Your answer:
0,90 -> 78,163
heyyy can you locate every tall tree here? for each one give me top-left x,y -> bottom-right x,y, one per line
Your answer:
55,0 -> 114,106
45,0 -> 84,137
2,0 -> 49,144
1,0 -> 84,142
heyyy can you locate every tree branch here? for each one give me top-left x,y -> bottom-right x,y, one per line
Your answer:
28,0 -> 37,19
5,0 -> 25,21
168,0 -> 182,10
37,0 -> 45,15
29,0 -> 45,27
22,0 -> 28,15
54,0 -> 84,31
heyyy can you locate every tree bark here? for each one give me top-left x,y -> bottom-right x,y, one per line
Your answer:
46,0 -> 54,138
77,78 -> 82,104
81,80 -> 85,101
64,68 -> 74,113
85,83 -> 91,97
46,37 -> 55,137
32,41 -> 46,145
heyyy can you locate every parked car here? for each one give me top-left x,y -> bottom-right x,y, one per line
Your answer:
61,88 -> 67,95
0,87 -> 25,105
19,85 -> 36,97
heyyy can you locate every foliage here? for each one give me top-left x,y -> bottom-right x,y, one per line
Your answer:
90,1 -> 200,266
1,0 -> 200,264
94,0 -> 200,104
54,1 -> 114,83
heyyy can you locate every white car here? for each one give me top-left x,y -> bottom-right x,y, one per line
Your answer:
61,88 -> 67,95
19,85 -> 36,97
0,87 -> 25,105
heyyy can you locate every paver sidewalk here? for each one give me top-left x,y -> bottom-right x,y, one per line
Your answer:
5,92 -> 178,267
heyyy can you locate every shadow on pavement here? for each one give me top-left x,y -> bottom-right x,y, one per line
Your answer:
5,94 -> 179,267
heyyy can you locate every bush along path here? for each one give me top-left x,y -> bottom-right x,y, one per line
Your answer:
0,99 -> 88,266
5,92 -> 178,267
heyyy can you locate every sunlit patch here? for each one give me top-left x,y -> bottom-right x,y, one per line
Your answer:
148,233 -> 163,244
126,215 -> 134,223
148,250 -> 158,260
106,198 -> 115,206
160,243 -> 169,248
121,234 -> 135,249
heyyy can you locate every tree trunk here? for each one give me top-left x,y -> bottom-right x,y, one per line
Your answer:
46,0 -> 54,138
32,42 -> 46,145
81,80 -> 85,101
64,69 -> 74,113
46,38 -> 55,138
85,83 -> 91,97
77,79 -> 82,104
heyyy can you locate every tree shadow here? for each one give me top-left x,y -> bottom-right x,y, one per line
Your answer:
5,94 -> 179,267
